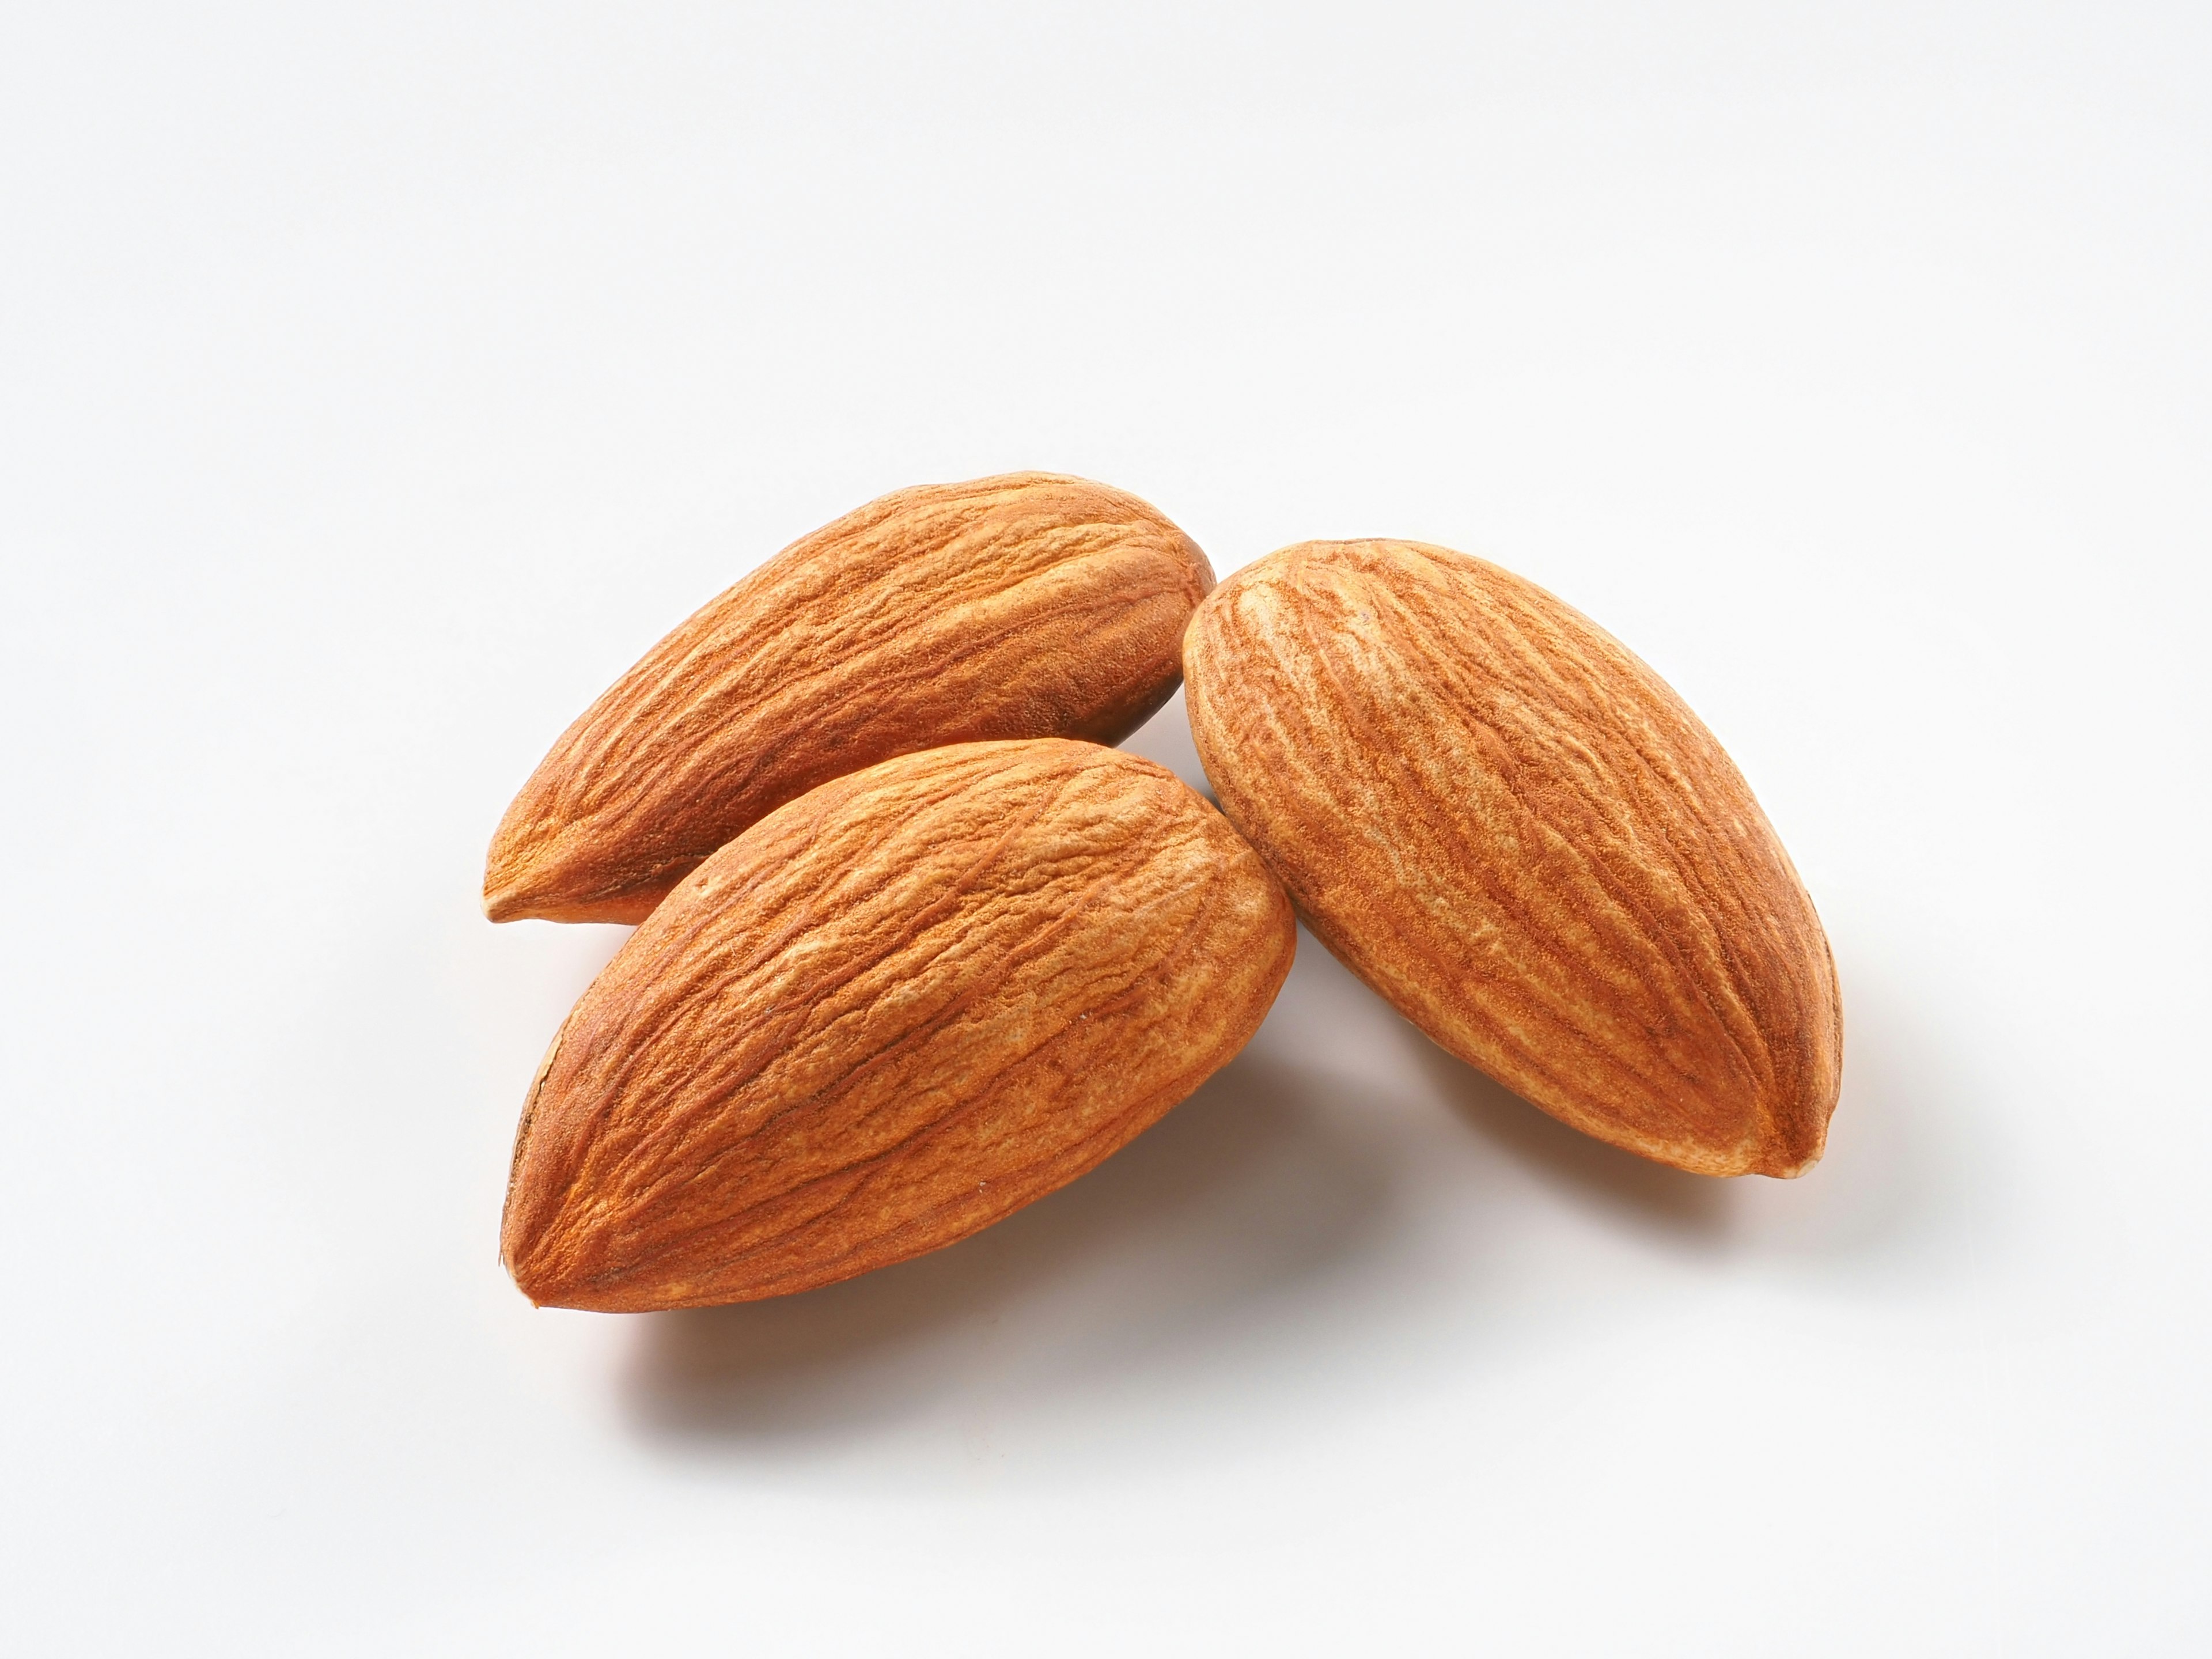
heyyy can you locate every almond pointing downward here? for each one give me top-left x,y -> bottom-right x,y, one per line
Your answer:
1183,540 -> 1841,1178
501,739 -> 1296,1311
485,474 -> 1214,924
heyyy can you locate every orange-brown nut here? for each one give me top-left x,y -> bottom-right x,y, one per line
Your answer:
501,739 -> 1296,1310
1183,540 -> 1841,1177
486,474 -> 1213,923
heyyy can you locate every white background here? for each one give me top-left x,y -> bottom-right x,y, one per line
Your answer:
5,4 -> 2207,1653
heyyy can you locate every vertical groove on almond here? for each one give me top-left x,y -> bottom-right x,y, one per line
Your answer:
1183,540 -> 1840,1177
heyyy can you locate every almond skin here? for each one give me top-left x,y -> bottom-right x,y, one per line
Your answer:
485,474 -> 1214,923
501,739 -> 1296,1311
1183,540 -> 1841,1178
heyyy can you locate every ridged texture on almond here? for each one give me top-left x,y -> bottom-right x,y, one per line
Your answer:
1184,540 -> 1841,1178
501,739 -> 1296,1310
485,474 -> 1214,923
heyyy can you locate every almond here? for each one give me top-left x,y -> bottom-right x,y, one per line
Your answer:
501,738 -> 1296,1310
485,474 -> 1213,923
1183,540 -> 1840,1177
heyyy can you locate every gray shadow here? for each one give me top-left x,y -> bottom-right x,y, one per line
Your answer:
622,1052 -> 1400,1444
1403,950 -> 1964,1269
616,942 -> 1975,1455
1407,1031 -> 1734,1243
1118,687 -> 1214,800
1721,959 -> 1975,1271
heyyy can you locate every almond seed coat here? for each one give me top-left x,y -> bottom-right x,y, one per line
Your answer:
1183,540 -> 1841,1177
502,738 -> 1295,1310
486,474 -> 1213,923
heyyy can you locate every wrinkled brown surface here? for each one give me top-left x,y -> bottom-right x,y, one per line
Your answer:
1184,540 -> 1841,1177
486,474 -> 1213,923
502,740 -> 1296,1310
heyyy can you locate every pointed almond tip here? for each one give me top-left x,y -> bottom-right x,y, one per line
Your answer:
482,876 -> 540,923
509,1274 -> 562,1312
482,849 -> 578,925
482,838 -> 532,922
501,1234 -> 562,1308
484,818 -> 548,925
482,834 -> 672,924
504,1254 -> 650,1313
483,810 -> 565,922
1747,1124 -> 1828,1179
502,1190 -> 613,1312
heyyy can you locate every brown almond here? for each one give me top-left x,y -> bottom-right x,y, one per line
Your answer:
501,738 -> 1296,1311
1183,540 -> 1840,1177
485,473 -> 1213,923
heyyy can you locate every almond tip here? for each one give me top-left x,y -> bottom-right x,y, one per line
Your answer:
1751,1133 -> 1827,1179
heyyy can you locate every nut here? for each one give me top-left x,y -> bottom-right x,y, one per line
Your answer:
485,473 -> 1214,923
1183,540 -> 1841,1177
501,738 -> 1296,1310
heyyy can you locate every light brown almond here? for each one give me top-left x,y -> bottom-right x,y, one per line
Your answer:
1183,540 -> 1840,1177
485,474 -> 1213,923
501,738 -> 1296,1311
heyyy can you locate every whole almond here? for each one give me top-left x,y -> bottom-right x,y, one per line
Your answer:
1183,540 -> 1840,1177
485,474 -> 1213,923
501,738 -> 1296,1311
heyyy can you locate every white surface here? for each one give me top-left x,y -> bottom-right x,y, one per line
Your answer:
4,4 -> 2207,1653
